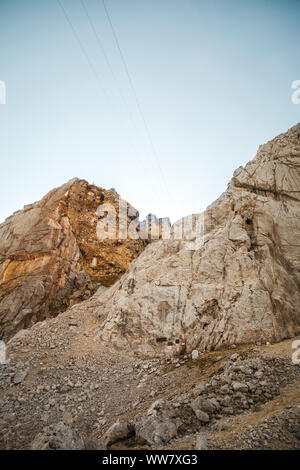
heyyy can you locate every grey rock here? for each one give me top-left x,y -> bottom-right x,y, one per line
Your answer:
195,434 -> 208,450
95,124 -> 300,356
220,384 -> 230,394
191,350 -> 199,360
230,353 -> 239,361
191,397 -> 216,414
193,409 -> 210,423
8,329 -> 30,343
193,381 -> 206,396
254,371 -> 264,379
232,381 -> 248,392
295,429 -> 300,440
13,369 -> 28,384
30,422 -> 83,450
103,420 -> 135,447
135,400 -> 181,446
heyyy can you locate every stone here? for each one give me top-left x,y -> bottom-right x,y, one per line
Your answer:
191,397 -> 216,414
30,422 -> 83,450
209,398 -> 220,410
13,370 -> 28,384
84,438 -> 106,450
222,407 -> 234,415
191,350 -> 199,360
0,124 -> 300,454
214,355 -> 223,362
230,353 -> 239,361
62,410 -> 73,424
8,329 -> 30,344
103,420 -> 135,447
232,381 -> 248,393
254,371 -> 264,379
193,381 -> 206,396
195,434 -> 208,450
135,400 -> 181,446
220,384 -> 230,394
147,399 -> 165,415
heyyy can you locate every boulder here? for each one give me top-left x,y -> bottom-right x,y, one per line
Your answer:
232,381 -> 248,393
13,369 -> 28,385
103,420 -> 135,447
195,434 -> 208,450
135,400 -> 181,446
191,350 -> 199,360
84,437 -> 106,450
194,410 -> 209,423
191,397 -> 216,414
30,422 -> 83,450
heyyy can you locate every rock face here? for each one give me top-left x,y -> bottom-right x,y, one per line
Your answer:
0,179 -> 145,340
30,422 -> 83,450
103,420 -> 135,447
135,400 -> 181,446
95,124 -> 300,355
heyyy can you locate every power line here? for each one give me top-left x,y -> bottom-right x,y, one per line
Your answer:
57,0 -> 171,202
57,0 -> 152,184
80,0 -> 120,96
57,0 -> 109,101
101,0 -> 171,200
79,0 -> 149,176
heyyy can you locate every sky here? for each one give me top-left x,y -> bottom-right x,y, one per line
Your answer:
0,0 -> 300,224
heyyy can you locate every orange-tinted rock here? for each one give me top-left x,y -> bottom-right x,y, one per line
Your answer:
0,178 -> 146,340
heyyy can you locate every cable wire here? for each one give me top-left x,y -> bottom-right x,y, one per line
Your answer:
57,0 -> 152,185
57,0 -> 111,102
80,0 -> 150,176
101,0 -> 172,200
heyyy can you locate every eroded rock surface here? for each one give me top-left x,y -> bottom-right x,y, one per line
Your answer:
30,422 -> 83,450
95,124 -> 300,355
0,179 -> 145,340
0,125 -> 299,451
0,294 -> 299,450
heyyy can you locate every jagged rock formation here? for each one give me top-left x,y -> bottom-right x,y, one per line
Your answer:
0,125 -> 300,452
95,124 -> 300,355
0,179 -> 145,340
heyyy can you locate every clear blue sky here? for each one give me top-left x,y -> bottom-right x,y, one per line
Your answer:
0,0 -> 299,223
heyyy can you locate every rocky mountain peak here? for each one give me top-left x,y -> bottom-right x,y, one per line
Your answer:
93,123 -> 300,356
0,125 -> 299,451
0,178 -> 146,340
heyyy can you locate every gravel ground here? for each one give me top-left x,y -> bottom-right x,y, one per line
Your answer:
0,297 -> 299,450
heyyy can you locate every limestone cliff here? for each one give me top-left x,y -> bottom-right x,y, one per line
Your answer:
0,179 -> 146,340
94,123 -> 300,356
